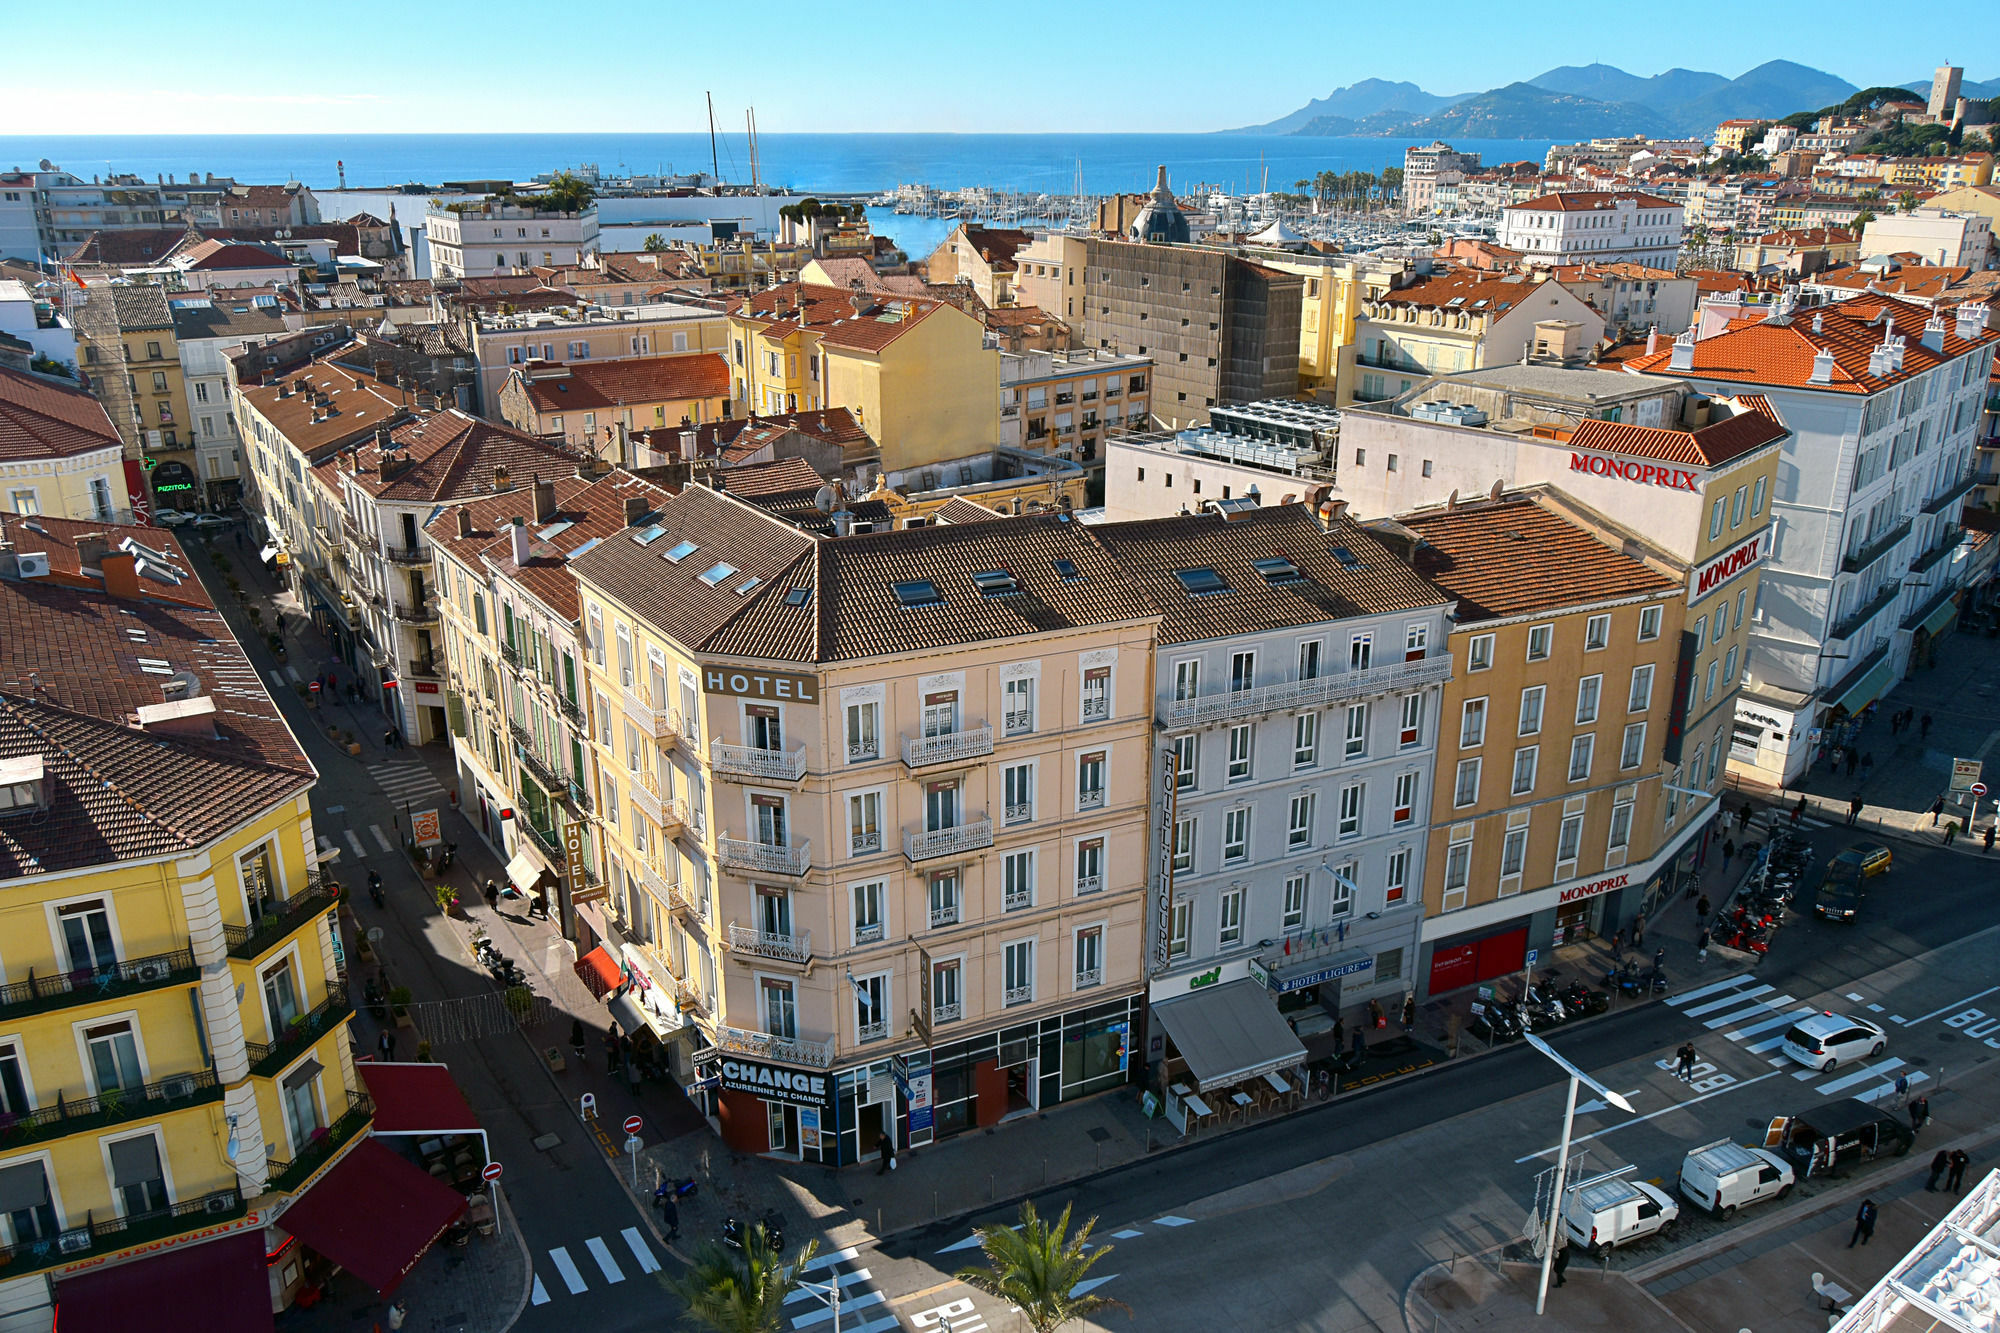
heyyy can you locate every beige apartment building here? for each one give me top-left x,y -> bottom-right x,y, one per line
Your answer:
570,489 -> 1159,1165
1397,493 -> 1701,999
466,301 -> 730,413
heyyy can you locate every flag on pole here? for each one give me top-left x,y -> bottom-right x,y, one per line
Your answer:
62,265 -> 86,290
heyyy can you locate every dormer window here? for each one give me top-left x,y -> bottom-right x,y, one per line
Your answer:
0,755 -> 45,814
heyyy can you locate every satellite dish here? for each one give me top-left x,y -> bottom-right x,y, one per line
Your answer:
164,670 -> 204,700
813,485 -> 836,513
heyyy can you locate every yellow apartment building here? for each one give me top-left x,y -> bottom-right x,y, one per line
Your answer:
570,486 -> 1159,1165
496,354 -> 733,454
71,283 -> 199,513
0,515 -> 366,1323
819,295 -> 1001,479
727,283 -> 849,417
0,366 -> 133,524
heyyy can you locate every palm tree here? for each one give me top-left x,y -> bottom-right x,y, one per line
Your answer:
668,1227 -> 817,1333
1895,190 -> 1922,214
643,233 -> 668,252
956,1201 -> 1128,1333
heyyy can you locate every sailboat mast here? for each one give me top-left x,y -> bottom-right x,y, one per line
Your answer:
706,92 -> 720,184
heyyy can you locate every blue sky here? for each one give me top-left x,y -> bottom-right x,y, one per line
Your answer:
10,0 -> 1994,135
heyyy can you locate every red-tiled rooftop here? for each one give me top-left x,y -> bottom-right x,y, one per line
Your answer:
1566,401 -> 1788,468
517,355 -> 730,413
0,365 -> 122,460
1401,493 -> 1680,622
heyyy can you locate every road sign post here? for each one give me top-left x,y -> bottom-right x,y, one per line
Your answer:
483,1162 -> 504,1239
625,1134 -> 644,1186
624,1115 -> 644,1135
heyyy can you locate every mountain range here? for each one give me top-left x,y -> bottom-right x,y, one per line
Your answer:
1227,61 -> 1992,140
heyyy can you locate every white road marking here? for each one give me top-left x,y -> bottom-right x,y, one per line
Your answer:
1890,1015 -> 1909,1025
343,829 -> 366,859
620,1227 -> 660,1274
935,1234 -> 985,1254
284,665 -> 301,685
1867,1004 -> 1884,1013
370,823 -> 393,852
1664,975 -> 1756,1008
267,670 -> 285,689
1903,985 -> 2000,1027
1515,1070 -> 1783,1162
804,1245 -> 862,1270
784,1271 -> 871,1304
1856,1070 -> 1928,1104
1152,1215 -> 1194,1227
1684,984 -> 1774,1018
791,1290 -> 884,1328
1747,1029 -> 1807,1054
585,1235 -> 625,1283
548,1246 -> 587,1294
1705,994 -> 1794,1029
530,1276 -> 550,1306
1769,1056 -> 1791,1067
1816,1058 -> 1905,1096
843,1318 -> 901,1333
1731,1009 -> 1815,1042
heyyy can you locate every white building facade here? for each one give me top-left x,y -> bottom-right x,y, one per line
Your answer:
1501,191 -> 1686,269
426,202 -> 601,279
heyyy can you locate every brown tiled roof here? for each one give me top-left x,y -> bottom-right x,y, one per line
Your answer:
237,355 -> 412,455
0,571 -> 315,878
1811,263 -> 1970,301
1626,293 -> 1997,393
382,279 -> 436,307
0,513 -> 209,607
1747,226 -> 1856,247
0,366 -> 122,460
1400,494 -> 1679,622
1509,190 -> 1678,212
517,355 -> 729,413
933,497 -> 1007,524
955,226 -> 1034,272
731,282 -> 857,339
714,457 -> 826,499
175,239 -> 294,271
65,228 -> 194,266
315,410 -> 578,504
1552,262 -> 1681,283
815,297 -> 948,353
1088,505 -> 1448,646
1376,271 -> 1550,314
1565,404 -> 1787,468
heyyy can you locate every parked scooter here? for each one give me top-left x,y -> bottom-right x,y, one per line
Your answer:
367,869 -> 385,909
1557,978 -> 1611,1016
1468,1003 -> 1523,1044
721,1210 -> 784,1253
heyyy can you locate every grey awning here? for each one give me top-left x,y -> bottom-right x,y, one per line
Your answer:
282,1056 -> 325,1092
0,1162 -> 48,1213
1151,979 -> 1307,1092
1266,947 -> 1375,995
608,991 -> 651,1038
110,1134 -> 163,1188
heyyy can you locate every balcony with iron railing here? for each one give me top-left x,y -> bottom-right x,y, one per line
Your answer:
905,818 -> 994,863
266,1091 -> 374,1194
1922,473 -> 1978,516
854,921 -> 885,945
0,1186 -> 247,1280
718,836 -> 811,877
1075,872 -> 1103,895
1075,966 -> 1103,989
901,725 -> 994,769
384,542 -> 429,565
847,737 -> 882,764
392,595 -> 440,626
521,820 -> 563,861
932,1000 -> 962,1024
556,692 -> 582,726
245,985 -> 355,1079
1840,520 -> 1912,576
714,1025 -> 834,1069
406,656 -> 440,680
1831,583 -> 1900,641
622,690 -> 681,743
1907,531 -> 1962,578
1003,984 -> 1034,1007
0,948 -> 199,1022
225,876 -> 336,960
849,828 -> 883,856
726,923 -> 813,965
1166,654 -> 1453,728
929,901 -> 962,929
857,1018 -> 888,1043
1003,886 -> 1034,912
0,1068 -> 222,1151
1081,694 -> 1110,723
1076,786 -> 1106,811
711,741 -> 808,782
514,736 -> 570,798
628,772 -> 682,836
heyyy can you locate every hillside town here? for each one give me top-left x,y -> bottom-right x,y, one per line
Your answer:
1,53 -> 1999,1333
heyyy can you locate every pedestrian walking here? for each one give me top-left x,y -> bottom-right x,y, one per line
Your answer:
1848,794 -> 1864,826
569,1020 -> 587,1066
877,1135 -> 896,1175
378,1029 -> 396,1061
1551,1235 -> 1570,1288
1332,1015 -> 1345,1051
1946,822 -> 1959,847
1846,750 -> 1858,778
1696,893 -> 1711,924
659,1193 -> 680,1244
387,1299 -> 408,1331
1793,795 -> 1808,824
1737,802 -> 1753,831
483,878 -> 500,912
1696,927 -> 1710,961
1861,752 -> 1874,779
1611,928 -> 1625,958
1849,1198 -> 1878,1247
1653,946 -> 1666,975
1721,838 -> 1735,873
1929,1150 -> 1951,1191
1632,913 -> 1646,948
603,1023 -> 621,1075
1910,1095 -> 1930,1132
1949,1149 -> 1971,1193
1932,796 -> 1947,826
1350,1027 -> 1365,1060
1403,994 -> 1417,1030
1921,713 -> 1934,740
383,728 -> 395,749
1676,1042 -> 1697,1080
1986,826 -> 1995,854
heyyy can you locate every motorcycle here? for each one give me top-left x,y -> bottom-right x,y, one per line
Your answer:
722,1210 -> 784,1253
363,976 -> 387,1023
1522,985 -> 1569,1029
655,1175 -> 698,1202
438,841 -> 457,872
1468,1003 -> 1522,1044
367,869 -> 385,909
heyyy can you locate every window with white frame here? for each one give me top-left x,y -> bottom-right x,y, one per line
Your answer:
1349,634 -> 1372,670
1385,848 -> 1409,904
1172,817 -> 1195,873
1002,675 -> 1036,735
841,699 -> 880,765
1173,659 -> 1200,701
848,791 -> 882,855
1638,605 -> 1662,641
1172,734 -> 1197,791
1584,614 -> 1610,651
1620,722 -> 1646,769
1227,724 -> 1253,781
1406,624 -> 1429,657
1337,783 -> 1363,837
1222,808 -> 1249,862
1219,888 -> 1244,946
1293,712 -> 1319,767
1328,863 -> 1355,918
1526,625 -> 1553,661
1628,664 -> 1655,712
1081,665 -> 1111,721
1168,902 -> 1191,959
1393,771 -> 1417,823
1576,675 -> 1601,725
1468,633 -> 1494,671
1442,835 -> 1472,910
1400,693 -> 1423,747
1557,812 -> 1583,868
1229,650 -> 1255,693
1282,873 -> 1308,930
1518,686 -> 1545,735
1512,745 -> 1538,795
855,972 -> 889,1042
1075,838 -> 1104,894
1568,733 -> 1594,782
1608,796 -> 1634,850
1453,757 -> 1481,807
1297,639 -> 1322,680
1461,697 -> 1488,747
852,880 -> 885,944
1074,927 -> 1103,986
928,870 -> 962,928
1002,850 -> 1036,911
1500,825 -> 1528,885
1343,703 -> 1368,759
1003,763 -> 1035,825
1288,793 -> 1315,849
1076,750 -> 1106,809
1003,940 -> 1035,1005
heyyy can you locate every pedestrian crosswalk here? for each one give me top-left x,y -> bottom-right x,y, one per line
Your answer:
530,1228 -> 663,1306
788,1248 -> 898,1333
371,758 -> 449,808
1664,974 -> 1928,1103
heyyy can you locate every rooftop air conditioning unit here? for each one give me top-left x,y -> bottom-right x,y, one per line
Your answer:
13,552 -> 50,579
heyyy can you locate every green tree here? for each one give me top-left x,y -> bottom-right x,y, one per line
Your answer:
956,1202 -> 1128,1333
668,1228 -> 816,1333
643,233 -> 668,252
534,170 -> 595,214
1896,190 -> 1922,214
1854,210 -> 1877,228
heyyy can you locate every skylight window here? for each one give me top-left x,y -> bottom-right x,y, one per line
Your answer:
734,576 -> 763,597
1251,556 -> 1302,584
1053,558 -> 1080,580
662,539 -> 699,563
784,587 -> 812,607
698,561 -> 738,587
631,524 -> 666,546
1174,568 -> 1229,596
570,537 -> 603,560
1331,546 -> 1365,569
893,579 -> 943,607
972,569 -> 1019,597
537,520 -> 574,541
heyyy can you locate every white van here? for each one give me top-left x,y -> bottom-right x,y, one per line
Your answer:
1561,1176 -> 1680,1255
1678,1139 -> 1795,1217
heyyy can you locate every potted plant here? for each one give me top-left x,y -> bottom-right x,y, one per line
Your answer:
435,883 -> 460,915
503,985 -> 535,1025
388,985 -> 414,1028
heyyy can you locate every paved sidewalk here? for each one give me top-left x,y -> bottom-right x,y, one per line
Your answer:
276,1193 -> 529,1333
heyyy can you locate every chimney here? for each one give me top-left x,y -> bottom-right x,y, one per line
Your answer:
1868,339 -> 1896,378
1668,328 -> 1695,372
1921,313 -> 1949,354
533,476 -> 558,523
509,516 -> 532,566
134,695 -> 219,740
99,549 -> 141,599
74,531 -> 110,573
831,509 -> 854,537
679,429 -> 697,460
1957,303 -> 1990,341
1645,327 -> 1659,357
1809,347 -> 1836,385
623,495 -> 651,526
493,465 -> 512,492
455,507 -> 473,538
374,424 -> 393,450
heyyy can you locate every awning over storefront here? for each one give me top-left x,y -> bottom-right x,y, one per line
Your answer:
258,543 -> 280,564
358,1062 -> 481,1136
1264,947 -> 1375,995
1916,596 -> 1960,638
608,990 -> 654,1038
575,946 -> 623,999
1151,979 -> 1307,1092
277,1137 -> 468,1295
55,1231 -> 271,1333
505,850 -> 545,893
1826,652 -> 1897,715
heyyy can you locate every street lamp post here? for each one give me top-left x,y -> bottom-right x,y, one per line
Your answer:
797,1277 -> 840,1333
1523,1031 -> 1634,1316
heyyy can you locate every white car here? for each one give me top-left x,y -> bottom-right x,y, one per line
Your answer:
152,509 -> 195,527
190,513 -> 233,530
1780,1012 -> 1886,1073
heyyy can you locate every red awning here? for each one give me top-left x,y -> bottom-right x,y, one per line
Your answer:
575,946 -> 623,999
358,1061 -> 481,1135
277,1137 -> 467,1295
56,1230 -> 271,1333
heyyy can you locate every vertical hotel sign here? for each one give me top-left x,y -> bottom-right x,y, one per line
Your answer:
1153,745 -> 1179,974
564,820 -> 601,904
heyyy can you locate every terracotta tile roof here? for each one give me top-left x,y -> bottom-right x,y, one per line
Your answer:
1401,493 -> 1680,623
933,497 -> 1007,524
64,228 -> 194,266
1509,190 -> 1678,212
815,297 -> 950,353
1810,263 -> 1971,301
517,355 -> 730,413
1747,226 -> 1856,247
315,410 -> 579,504
1566,403 -> 1788,468
425,469 -> 674,622
955,226 -> 1034,272
238,356 -> 413,456
731,282 -> 858,339
0,513 -> 209,607
1376,270 -> 1548,314
714,457 -> 826,500
809,257 -> 926,294
1087,506 -> 1448,646
0,365 -> 122,460
382,280 -> 436,307
1626,293 -> 1999,394
174,239 -> 295,271
0,570 -> 315,878
1552,262 -> 1681,282
631,407 -> 873,465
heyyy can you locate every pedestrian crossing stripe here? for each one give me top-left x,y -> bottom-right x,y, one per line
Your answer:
1663,974 -> 1757,1008
620,1227 -> 660,1274
370,823 -> 393,852
783,1271 -> 871,1304
548,1246 -> 587,1294
370,761 -> 449,803
343,829 -> 366,860
584,1235 -> 625,1283
531,1276 -> 549,1306
790,1290 -> 884,1328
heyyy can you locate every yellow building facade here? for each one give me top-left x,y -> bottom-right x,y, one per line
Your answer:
820,298 -> 1001,477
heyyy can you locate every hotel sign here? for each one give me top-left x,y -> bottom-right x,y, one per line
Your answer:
1569,452 -> 1702,492
1689,528 -> 1770,600
702,666 -> 819,703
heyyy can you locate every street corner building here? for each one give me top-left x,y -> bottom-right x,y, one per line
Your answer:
567,485 -> 1162,1165
0,513 -> 390,1330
